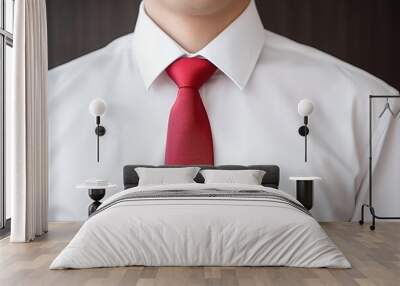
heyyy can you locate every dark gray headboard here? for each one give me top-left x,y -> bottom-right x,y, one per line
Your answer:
123,165 -> 280,189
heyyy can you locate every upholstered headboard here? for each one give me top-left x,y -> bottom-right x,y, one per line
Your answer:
123,165 -> 280,189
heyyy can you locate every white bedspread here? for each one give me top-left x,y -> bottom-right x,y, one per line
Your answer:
50,183 -> 350,269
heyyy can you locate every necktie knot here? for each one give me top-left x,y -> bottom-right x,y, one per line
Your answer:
166,57 -> 216,89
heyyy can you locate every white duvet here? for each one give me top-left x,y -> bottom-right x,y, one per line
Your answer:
50,183 -> 350,269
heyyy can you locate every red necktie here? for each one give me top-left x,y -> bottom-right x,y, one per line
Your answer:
165,57 -> 216,165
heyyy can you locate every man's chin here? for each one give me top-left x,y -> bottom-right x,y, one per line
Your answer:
147,0 -> 246,17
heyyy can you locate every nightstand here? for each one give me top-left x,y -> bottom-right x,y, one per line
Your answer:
76,182 -> 117,216
289,177 -> 321,210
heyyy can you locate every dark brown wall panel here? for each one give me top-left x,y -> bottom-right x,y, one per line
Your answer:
46,0 -> 400,89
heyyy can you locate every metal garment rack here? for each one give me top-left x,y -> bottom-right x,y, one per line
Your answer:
359,95 -> 400,230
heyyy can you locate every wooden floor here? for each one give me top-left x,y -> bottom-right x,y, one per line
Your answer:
0,222 -> 399,286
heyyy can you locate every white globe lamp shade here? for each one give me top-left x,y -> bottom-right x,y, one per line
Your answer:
89,98 -> 107,117
298,99 -> 314,116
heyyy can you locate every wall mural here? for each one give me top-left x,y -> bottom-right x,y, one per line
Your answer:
47,0 -> 400,221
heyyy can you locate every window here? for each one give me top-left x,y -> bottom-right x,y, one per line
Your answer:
0,0 -> 14,232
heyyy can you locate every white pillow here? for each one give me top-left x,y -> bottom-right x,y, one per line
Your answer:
135,167 -> 200,186
200,169 -> 266,185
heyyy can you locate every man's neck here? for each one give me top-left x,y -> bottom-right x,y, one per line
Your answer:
143,0 -> 250,53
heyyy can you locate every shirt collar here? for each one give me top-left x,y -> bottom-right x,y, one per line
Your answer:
133,0 -> 265,90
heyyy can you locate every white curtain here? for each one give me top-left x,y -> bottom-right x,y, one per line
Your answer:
7,0 -> 48,242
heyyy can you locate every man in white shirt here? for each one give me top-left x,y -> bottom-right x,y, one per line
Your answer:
48,0 -> 398,221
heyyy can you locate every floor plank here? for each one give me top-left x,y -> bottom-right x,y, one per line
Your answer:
0,222 -> 399,286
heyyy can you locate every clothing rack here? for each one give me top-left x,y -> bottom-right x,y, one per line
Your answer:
359,95 -> 400,230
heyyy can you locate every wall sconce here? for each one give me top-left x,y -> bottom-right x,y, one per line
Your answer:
89,98 -> 107,162
298,99 -> 314,162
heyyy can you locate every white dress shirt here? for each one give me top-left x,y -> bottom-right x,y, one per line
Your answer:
48,0 -> 399,221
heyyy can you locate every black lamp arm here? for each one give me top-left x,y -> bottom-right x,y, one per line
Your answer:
298,116 -> 309,136
298,116 -> 310,162
304,116 -> 308,125
94,116 -> 106,162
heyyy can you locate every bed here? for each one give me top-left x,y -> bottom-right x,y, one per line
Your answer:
50,165 -> 350,269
